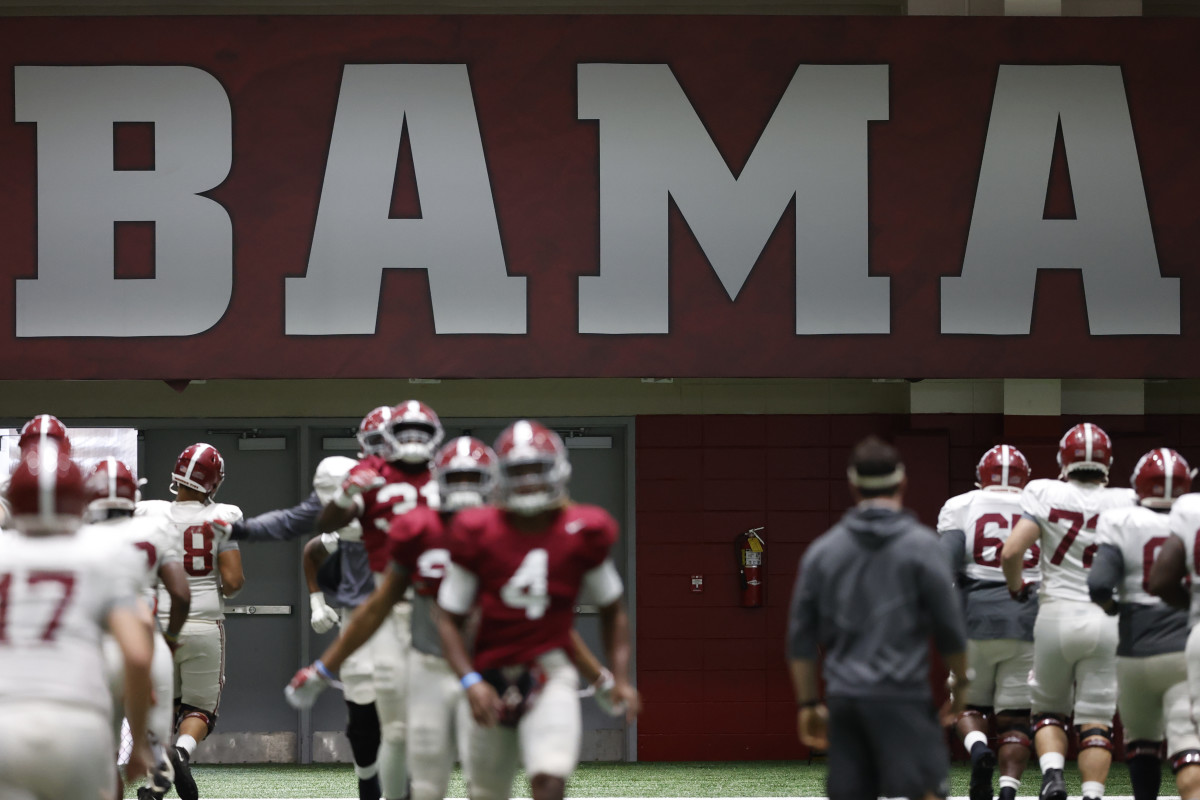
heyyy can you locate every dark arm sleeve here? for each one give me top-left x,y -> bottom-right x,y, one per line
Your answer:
786,549 -> 821,660
231,491 -> 323,542
939,529 -> 966,581
916,536 -> 968,655
1087,543 -> 1124,605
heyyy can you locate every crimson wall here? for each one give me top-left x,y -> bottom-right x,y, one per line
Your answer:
633,413 -> 1200,761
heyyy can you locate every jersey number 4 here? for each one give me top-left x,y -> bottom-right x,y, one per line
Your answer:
500,549 -> 549,620
0,571 -> 76,642
1048,509 -> 1100,567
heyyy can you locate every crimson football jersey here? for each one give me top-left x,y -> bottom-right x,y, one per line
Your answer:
349,455 -> 439,573
389,505 -> 450,598
445,503 -> 617,670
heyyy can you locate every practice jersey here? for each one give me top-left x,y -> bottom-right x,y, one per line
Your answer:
79,515 -> 181,609
389,505 -> 452,657
938,488 -> 1039,640
938,488 -> 1041,584
1169,494 -> 1200,626
1095,505 -> 1188,655
345,455 -> 439,573
0,530 -> 140,716
439,504 -> 623,670
137,499 -> 242,622
1022,479 -> 1136,602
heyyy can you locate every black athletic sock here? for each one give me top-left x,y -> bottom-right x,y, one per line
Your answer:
999,787 -> 1017,800
358,775 -> 381,800
1128,754 -> 1162,800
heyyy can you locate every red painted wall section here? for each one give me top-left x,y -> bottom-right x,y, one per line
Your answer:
633,413 -> 1200,762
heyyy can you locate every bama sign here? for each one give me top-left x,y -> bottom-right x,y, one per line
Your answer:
0,16 -> 1195,379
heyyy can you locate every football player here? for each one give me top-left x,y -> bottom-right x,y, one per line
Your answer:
1001,423 -> 1135,800
313,401 -> 443,800
84,457 -> 191,800
222,454 -> 382,800
1089,449 -> 1200,800
288,436 -> 495,800
0,443 -> 154,800
0,413 -> 73,525
436,421 -> 639,800
937,445 -> 1038,800
136,443 -> 244,800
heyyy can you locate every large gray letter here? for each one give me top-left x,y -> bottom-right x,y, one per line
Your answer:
15,66 -> 232,337
286,65 -> 524,335
578,64 -> 888,335
942,66 -> 1177,335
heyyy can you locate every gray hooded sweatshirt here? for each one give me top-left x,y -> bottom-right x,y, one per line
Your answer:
787,505 -> 967,700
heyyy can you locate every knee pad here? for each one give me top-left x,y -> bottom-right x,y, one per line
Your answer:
995,715 -> 1031,751
177,704 -> 217,736
380,716 -> 407,745
1173,750 -> 1200,773
1032,713 -> 1069,735
345,701 -> 381,768
1128,740 -> 1164,759
1077,725 -> 1114,753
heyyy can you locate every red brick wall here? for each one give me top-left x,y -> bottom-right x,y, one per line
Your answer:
633,413 -> 1200,762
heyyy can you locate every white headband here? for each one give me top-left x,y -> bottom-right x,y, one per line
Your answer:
847,464 -> 906,489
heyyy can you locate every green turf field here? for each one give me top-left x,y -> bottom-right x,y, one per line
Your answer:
128,760 -> 1154,799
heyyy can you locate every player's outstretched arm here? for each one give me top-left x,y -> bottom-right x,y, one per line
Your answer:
315,469 -> 383,533
108,602 -> 155,782
159,561 -> 191,644
219,549 -> 245,598
232,491 -> 323,542
598,599 -> 640,722
1148,536 -> 1190,609
1002,518 -> 1040,599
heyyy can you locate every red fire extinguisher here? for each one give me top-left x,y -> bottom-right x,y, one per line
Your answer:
736,527 -> 766,608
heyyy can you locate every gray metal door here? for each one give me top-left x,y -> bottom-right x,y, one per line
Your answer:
141,428 -> 302,739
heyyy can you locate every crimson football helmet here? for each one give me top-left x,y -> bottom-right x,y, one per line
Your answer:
7,442 -> 85,530
85,457 -> 140,519
1057,423 -> 1114,480
1131,448 -> 1192,509
976,444 -> 1031,490
386,400 -> 444,464
435,436 -> 498,512
494,420 -> 571,515
171,443 -> 225,500
17,413 -> 70,456
357,406 -> 395,458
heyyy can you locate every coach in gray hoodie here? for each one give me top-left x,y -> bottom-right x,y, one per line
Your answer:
787,436 -> 970,800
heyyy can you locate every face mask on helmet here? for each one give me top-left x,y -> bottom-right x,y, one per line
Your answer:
388,421 -> 439,464
439,469 -> 493,512
500,458 -> 570,515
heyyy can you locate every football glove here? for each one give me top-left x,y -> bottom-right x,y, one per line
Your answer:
310,592 -> 340,634
591,668 -> 626,717
1009,581 -> 1036,603
334,469 -> 385,509
285,660 -> 342,709
208,519 -> 232,540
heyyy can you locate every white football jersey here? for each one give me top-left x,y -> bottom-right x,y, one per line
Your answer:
1096,505 -> 1172,607
137,499 -> 243,622
0,530 -> 140,716
938,488 -> 1040,583
80,514 -> 181,609
1022,478 -> 1137,602
1169,494 -> 1200,625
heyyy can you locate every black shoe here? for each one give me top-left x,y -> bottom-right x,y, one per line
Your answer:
170,746 -> 198,800
136,787 -> 164,800
1040,768 -> 1067,800
969,745 -> 996,800
357,775 -> 381,800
